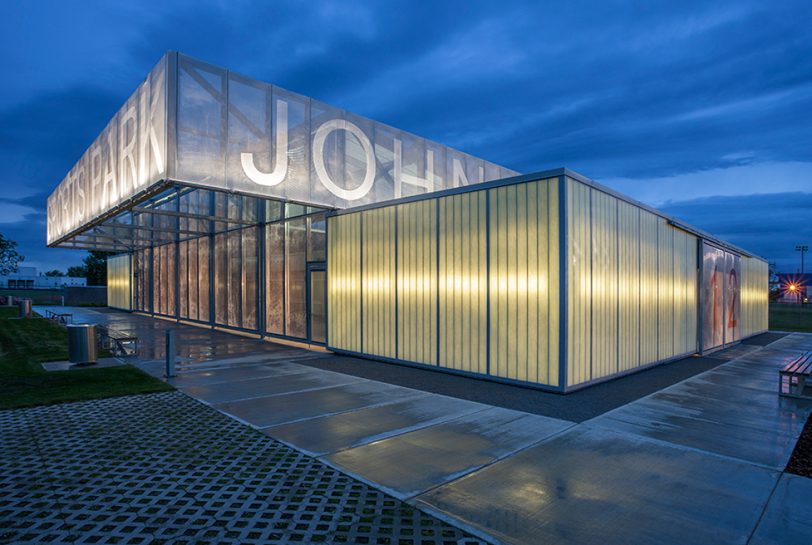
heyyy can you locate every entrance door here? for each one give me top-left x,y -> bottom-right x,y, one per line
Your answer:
307,263 -> 327,344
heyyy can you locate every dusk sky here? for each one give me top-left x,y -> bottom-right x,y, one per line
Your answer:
1,0 -> 810,272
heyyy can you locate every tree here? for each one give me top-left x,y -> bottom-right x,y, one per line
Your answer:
44,269 -> 65,277
83,251 -> 112,286
67,265 -> 87,278
0,233 -> 24,275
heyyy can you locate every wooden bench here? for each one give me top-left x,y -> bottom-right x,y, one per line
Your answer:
96,325 -> 139,357
44,309 -> 73,325
779,351 -> 812,399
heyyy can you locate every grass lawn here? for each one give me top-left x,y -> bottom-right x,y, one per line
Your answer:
769,303 -> 812,333
0,307 -> 171,409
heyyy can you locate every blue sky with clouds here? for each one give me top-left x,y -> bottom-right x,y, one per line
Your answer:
0,0 -> 810,272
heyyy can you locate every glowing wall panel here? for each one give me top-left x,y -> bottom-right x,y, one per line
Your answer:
489,180 -> 559,385
106,254 -> 132,311
361,208 -> 396,359
441,192 -> 487,376
639,211 -> 659,369
589,189 -> 618,380
566,178 -> 591,386
657,220 -> 675,360
617,201 -> 641,372
327,176 -> 559,388
397,201 -> 437,365
565,178 -> 699,389
741,257 -> 768,337
327,213 -> 361,352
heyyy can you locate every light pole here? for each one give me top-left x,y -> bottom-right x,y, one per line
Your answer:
796,244 -> 808,306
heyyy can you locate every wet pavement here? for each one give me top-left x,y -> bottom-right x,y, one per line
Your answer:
31,307 -> 812,545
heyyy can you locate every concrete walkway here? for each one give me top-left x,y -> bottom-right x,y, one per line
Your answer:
416,333 -> 812,545
36,307 -> 812,544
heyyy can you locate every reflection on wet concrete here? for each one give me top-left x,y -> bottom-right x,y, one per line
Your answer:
263,393 -> 488,456
327,407 -> 573,499
215,381 -> 423,428
416,426 -> 779,545
35,306 -> 304,366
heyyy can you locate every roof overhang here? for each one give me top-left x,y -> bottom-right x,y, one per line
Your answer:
47,51 -> 517,249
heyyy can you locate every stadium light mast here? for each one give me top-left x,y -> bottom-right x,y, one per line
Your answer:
796,244 -> 808,305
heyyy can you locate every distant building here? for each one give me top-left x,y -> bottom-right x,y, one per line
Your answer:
0,266 -> 87,289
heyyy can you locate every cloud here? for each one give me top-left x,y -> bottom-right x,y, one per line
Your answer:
598,161 -> 812,207
0,203 -> 38,223
659,192 -> 812,271
0,0 -> 811,270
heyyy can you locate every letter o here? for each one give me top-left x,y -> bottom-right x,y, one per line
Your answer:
313,119 -> 375,200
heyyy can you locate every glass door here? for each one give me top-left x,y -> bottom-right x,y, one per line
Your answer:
307,264 -> 327,344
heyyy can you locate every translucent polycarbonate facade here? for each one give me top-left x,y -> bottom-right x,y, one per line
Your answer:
327,213 -> 361,352
740,257 -> 769,337
327,177 -> 560,387
396,200 -> 438,365
488,181 -> 559,384
566,177 -> 698,388
47,56 -> 168,246
106,254 -> 132,311
326,171 -> 767,392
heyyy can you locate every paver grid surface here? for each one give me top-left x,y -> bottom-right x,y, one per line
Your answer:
0,392 -> 487,545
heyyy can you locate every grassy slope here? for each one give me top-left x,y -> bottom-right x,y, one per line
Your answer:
0,308 -> 171,409
769,304 -> 812,333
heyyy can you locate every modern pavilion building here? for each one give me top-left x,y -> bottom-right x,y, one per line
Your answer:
47,52 -> 768,392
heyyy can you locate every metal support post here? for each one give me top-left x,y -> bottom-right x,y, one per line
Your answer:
165,329 -> 176,378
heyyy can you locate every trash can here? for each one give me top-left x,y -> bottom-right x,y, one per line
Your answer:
18,299 -> 31,318
68,324 -> 97,364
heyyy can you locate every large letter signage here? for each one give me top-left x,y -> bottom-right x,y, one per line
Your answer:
241,100 -> 288,187
312,119 -> 376,201
48,52 -> 516,247
47,55 -> 167,245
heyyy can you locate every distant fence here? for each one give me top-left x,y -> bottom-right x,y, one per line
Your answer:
0,286 -> 107,307
63,287 -> 107,306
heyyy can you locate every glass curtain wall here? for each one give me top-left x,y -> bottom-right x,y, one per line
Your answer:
178,236 -> 210,322
265,203 -> 327,339
152,243 -> 176,316
131,188 -> 327,340
133,248 -> 151,312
